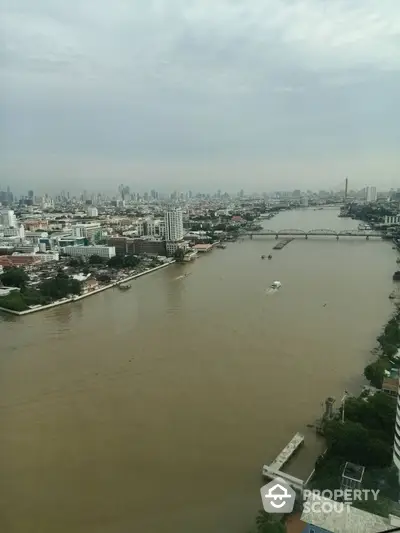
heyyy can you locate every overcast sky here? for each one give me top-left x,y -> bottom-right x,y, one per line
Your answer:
1,0 -> 399,194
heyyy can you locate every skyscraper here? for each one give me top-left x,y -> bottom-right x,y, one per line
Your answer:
165,207 -> 184,241
366,186 -> 377,203
164,207 -> 185,255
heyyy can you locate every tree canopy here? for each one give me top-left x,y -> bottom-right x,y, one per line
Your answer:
88,254 -> 104,265
249,511 -> 285,533
0,267 -> 29,288
107,254 -> 141,268
39,272 -> 82,301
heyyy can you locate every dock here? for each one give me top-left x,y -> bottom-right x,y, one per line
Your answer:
269,432 -> 304,470
273,238 -> 293,250
262,433 -> 305,491
262,466 -> 304,492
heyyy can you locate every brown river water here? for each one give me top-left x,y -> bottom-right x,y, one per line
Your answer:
0,208 -> 397,533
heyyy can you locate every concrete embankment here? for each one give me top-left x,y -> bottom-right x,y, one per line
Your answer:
0,261 -> 175,317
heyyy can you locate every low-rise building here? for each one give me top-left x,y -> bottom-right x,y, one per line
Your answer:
71,222 -> 102,239
63,245 -> 116,259
382,368 -> 399,397
0,255 -> 41,267
86,206 -> 98,217
384,215 -> 400,225
299,493 -> 400,532
107,236 -> 167,256
11,252 -> 59,263
137,218 -> 165,238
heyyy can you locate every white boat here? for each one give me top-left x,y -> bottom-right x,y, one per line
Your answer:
358,223 -> 365,230
271,281 -> 282,289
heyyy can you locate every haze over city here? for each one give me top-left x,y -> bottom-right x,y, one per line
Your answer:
1,1 -> 399,192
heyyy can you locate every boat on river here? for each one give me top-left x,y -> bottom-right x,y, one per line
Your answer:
270,281 -> 281,289
268,255 -> 272,260
118,284 -> 131,291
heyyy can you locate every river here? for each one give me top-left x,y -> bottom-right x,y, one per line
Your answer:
0,208 -> 397,533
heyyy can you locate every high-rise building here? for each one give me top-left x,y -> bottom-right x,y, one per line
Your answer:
366,186 -> 377,203
165,207 -> 185,255
0,209 -> 17,228
393,374 -> 400,483
165,208 -> 184,241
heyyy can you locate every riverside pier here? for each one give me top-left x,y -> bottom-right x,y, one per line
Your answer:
262,432 -> 305,491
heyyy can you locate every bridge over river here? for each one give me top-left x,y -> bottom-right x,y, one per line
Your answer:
244,229 -> 384,240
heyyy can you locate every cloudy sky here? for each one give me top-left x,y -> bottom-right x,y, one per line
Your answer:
1,0 -> 399,194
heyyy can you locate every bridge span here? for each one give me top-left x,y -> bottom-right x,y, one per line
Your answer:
244,229 -> 383,240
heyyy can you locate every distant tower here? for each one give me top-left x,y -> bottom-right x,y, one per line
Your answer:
344,178 -> 348,202
324,397 -> 336,419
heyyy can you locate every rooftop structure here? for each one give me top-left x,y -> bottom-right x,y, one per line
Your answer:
340,462 -> 365,491
301,493 -> 400,533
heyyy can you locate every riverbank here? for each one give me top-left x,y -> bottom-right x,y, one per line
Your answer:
248,239 -> 400,531
0,260 -> 175,316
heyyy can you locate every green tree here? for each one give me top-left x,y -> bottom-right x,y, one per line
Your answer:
324,419 -> 392,468
88,254 -> 104,265
124,255 -> 140,268
108,255 -> 124,268
254,511 -> 285,533
173,248 -> 185,262
0,267 -> 29,288
97,273 -> 111,283
69,279 -> 82,295
68,257 -> 84,267
39,273 -> 82,301
364,360 -> 388,388
0,291 -> 28,311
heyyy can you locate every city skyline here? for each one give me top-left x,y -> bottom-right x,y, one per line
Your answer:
1,0 -> 399,192
0,183 -> 387,202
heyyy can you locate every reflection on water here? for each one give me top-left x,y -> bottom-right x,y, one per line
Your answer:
0,209 -> 396,533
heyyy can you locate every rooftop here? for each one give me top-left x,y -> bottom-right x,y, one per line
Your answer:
301,494 -> 390,533
342,462 -> 365,482
384,368 -> 399,380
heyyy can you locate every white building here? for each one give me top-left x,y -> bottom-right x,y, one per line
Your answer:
300,196 -> 309,207
14,244 -> 39,253
0,225 -> 24,239
164,207 -> 186,255
0,209 -> 17,228
165,208 -> 184,241
137,218 -> 165,238
71,222 -> 102,239
366,186 -> 377,203
86,206 -> 99,217
384,215 -> 400,225
63,245 -> 116,259
12,252 -> 60,263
